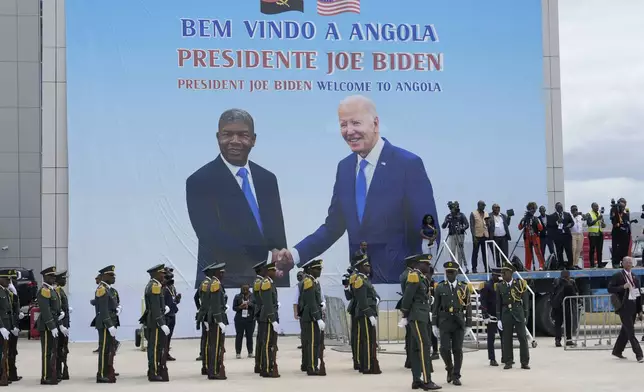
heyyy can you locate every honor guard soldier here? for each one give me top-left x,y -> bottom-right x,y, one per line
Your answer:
398,254 -> 420,369
0,269 -> 16,386
37,266 -> 62,385
143,264 -> 171,382
344,257 -> 359,370
95,265 -> 119,383
298,259 -> 326,376
7,270 -> 22,382
432,261 -> 472,386
399,255 -> 441,390
480,268 -> 503,366
55,271 -> 71,380
207,263 -> 228,380
252,260 -> 266,373
352,254 -> 381,374
258,259 -> 280,378
196,264 -> 215,375
496,262 -> 530,369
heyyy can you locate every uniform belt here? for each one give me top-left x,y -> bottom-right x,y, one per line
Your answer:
440,307 -> 461,313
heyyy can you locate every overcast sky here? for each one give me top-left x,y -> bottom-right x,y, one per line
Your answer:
560,0 -> 644,211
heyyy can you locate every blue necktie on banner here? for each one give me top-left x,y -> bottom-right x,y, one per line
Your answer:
236,168 -> 263,234
355,159 -> 369,223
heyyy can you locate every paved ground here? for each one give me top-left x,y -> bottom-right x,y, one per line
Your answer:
11,336 -> 643,391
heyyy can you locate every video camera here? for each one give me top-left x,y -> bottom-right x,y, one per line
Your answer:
447,200 -> 460,214
342,267 -> 353,286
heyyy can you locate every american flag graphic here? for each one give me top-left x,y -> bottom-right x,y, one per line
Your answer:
317,0 -> 360,16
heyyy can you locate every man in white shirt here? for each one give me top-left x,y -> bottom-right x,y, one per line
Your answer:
570,206 -> 585,268
607,257 -> 643,362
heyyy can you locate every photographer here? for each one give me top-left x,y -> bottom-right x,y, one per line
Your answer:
442,201 -> 470,272
487,204 -> 512,268
547,202 -> 575,269
538,206 -> 555,259
610,198 -> 637,268
518,202 -> 545,271
586,203 -> 607,268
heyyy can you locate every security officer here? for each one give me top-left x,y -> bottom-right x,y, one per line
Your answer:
398,255 -> 419,369
480,268 -> 503,366
95,265 -> 118,383
352,254 -> 381,375
163,268 -> 180,361
207,263 -> 228,380
343,258 -> 359,371
55,271 -> 71,380
258,259 -> 280,378
496,262 -> 530,369
299,259 -> 326,376
252,260 -> 266,374
432,261 -> 472,386
0,269 -> 15,386
37,266 -> 62,385
422,266 -> 440,360
143,264 -> 171,382
399,255 -> 441,390
196,264 -> 215,374
7,270 -> 22,382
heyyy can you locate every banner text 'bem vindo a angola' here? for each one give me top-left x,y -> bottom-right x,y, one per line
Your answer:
177,19 -> 444,93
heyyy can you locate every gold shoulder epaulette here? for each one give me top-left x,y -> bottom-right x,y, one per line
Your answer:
201,280 -> 209,292
303,277 -> 313,290
210,280 -> 221,292
96,286 -> 106,297
151,282 -> 162,295
349,274 -> 357,285
407,271 -> 420,283
253,280 -> 261,292
261,279 -> 272,291
353,276 -> 364,289
41,287 -> 51,299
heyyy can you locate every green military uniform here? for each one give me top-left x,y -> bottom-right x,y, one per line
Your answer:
252,261 -> 265,374
0,269 -> 16,386
206,263 -> 227,380
433,261 -> 472,384
344,268 -> 359,370
352,255 -> 381,374
298,259 -> 325,375
197,265 -> 213,376
7,270 -> 21,382
55,271 -> 71,380
143,264 -> 168,382
95,266 -> 119,383
258,262 -> 280,378
398,255 -> 418,369
496,264 -> 530,368
37,266 -> 62,385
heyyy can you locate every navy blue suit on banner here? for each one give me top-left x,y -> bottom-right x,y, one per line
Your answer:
294,138 -> 439,284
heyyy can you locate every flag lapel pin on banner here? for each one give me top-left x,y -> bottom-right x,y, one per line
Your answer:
317,0 -> 361,16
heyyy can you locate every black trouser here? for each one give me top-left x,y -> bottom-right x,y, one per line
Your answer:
588,234 -> 604,268
431,330 -> 438,352
234,318 -> 255,355
613,301 -> 643,358
165,316 -> 175,353
8,332 -> 18,380
207,322 -> 225,377
439,325 -> 465,380
471,236 -> 488,272
40,330 -> 58,383
540,235 -> 554,259
145,327 -> 167,378
612,229 -> 630,268
486,321 -> 504,361
554,235 -> 573,268
404,324 -> 411,367
350,314 -> 359,368
200,322 -> 208,371
97,328 -> 115,380
358,316 -> 379,373
493,237 -> 509,267
300,319 -> 305,369
410,320 -> 433,384
302,320 -> 322,372
254,321 -> 263,372
258,321 -> 278,375
552,306 -> 572,343
56,333 -> 69,378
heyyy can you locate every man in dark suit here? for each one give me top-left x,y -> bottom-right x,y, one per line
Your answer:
487,204 -> 511,268
186,109 -> 288,288
275,95 -> 438,284
607,257 -> 643,362
547,202 -> 575,269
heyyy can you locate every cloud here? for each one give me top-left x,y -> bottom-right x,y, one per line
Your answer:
559,0 -> 644,203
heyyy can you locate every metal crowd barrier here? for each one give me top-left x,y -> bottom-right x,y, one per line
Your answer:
377,300 -> 406,346
563,294 -> 644,351
323,295 -> 351,346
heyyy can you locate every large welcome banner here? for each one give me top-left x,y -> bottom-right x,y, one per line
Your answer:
67,0 -> 546,341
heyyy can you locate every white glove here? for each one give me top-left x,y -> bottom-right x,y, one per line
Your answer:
116,305 -> 122,316
369,316 -> 377,327
277,302 -> 281,309
218,322 -> 226,332
51,328 -> 59,338
432,326 -> 440,338
164,306 -> 170,315
18,312 -> 25,320
58,311 -> 66,321
465,327 -> 472,337
161,325 -> 170,335
0,328 -> 8,340
321,302 -> 326,311
59,326 -> 69,337
430,296 -> 435,305
317,319 -> 326,331
489,316 -> 498,323
271,321 -> 279,331
225,304 -> 230,311
483,318 -> 490,325
376,297 -> 380,306
204,322 -> 210,332
498,320 -> 503,331
108,326 -> 117,337
398,318 -> 408,328
69,306 -> 74,314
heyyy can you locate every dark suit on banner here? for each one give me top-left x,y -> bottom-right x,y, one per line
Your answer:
295,138 -> 438,284
187,155 -> 288,288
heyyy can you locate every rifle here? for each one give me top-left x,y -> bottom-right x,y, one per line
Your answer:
318,330 -> 326,376
270,330 -> 280,377
107,335 -> 116,382
0,337 -> 9,386
370,323 -> 381,374
159,329 -> 169,381
50,330 -> 59,382
61,334 -> 70,380
217,329 -> 227,379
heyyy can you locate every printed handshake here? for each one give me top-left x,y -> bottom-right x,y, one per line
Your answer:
269,249 -> 296,278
